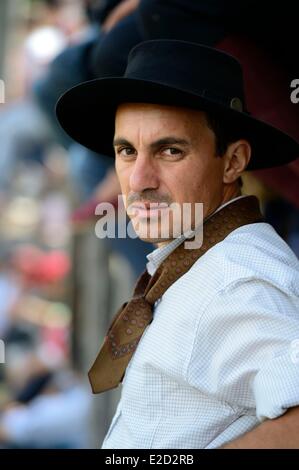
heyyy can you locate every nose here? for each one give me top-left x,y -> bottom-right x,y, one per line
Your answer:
129,154 -> 159,193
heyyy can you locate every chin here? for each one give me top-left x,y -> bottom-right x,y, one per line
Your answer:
138,235 -> 175,244
133,221 -> 170,241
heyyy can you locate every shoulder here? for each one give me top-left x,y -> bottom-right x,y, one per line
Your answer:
191,222 -> 299,297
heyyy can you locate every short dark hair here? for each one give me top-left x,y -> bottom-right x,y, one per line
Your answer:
205,110 -> 251,157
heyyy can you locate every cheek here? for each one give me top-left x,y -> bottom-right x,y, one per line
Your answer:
155,168 -> 184,202
115,163 -> 130,193
166,164 -> 207,203
168,159 -> 223,204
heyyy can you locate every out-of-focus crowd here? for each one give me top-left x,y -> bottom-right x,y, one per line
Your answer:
0,0 -> 93,448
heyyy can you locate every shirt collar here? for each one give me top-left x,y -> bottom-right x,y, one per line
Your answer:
146,195 -> 248,275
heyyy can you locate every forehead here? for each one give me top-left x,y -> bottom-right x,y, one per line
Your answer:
115,103 -> 208,138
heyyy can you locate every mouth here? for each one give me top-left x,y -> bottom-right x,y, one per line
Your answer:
129,202 -> 170,218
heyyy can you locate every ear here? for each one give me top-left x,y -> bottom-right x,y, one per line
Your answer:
223,140 -> 251,184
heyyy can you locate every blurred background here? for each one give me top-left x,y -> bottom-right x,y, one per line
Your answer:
0,0 -> 298,449
0,0 -> 140,449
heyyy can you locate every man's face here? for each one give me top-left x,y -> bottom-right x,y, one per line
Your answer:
114,103 -> 230,244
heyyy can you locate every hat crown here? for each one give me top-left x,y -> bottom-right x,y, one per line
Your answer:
125,40 -> 245,109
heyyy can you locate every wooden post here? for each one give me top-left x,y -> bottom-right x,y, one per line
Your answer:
71,230 -> 133,447
0,0 -> 8,80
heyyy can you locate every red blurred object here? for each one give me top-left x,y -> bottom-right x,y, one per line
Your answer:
13,245 -> 71,284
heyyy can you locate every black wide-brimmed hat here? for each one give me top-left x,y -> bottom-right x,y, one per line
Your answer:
56,39 -> 299,170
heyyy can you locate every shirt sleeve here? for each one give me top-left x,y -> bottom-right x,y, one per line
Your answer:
186,278 -> 299,421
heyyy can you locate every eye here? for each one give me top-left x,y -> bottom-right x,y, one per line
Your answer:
162,147 -> 184,158
116,147 -> 136,158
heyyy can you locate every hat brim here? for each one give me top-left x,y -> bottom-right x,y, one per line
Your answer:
56,77 -> 299,170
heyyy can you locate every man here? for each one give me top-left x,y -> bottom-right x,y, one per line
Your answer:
56,40 -> 299,448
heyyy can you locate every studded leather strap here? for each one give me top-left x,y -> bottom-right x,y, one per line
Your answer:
88,196 -> 263,393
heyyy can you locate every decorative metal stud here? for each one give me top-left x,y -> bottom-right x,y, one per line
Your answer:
230,97 -> 243,112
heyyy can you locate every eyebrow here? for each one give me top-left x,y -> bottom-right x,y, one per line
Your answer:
113,136 -> 191,149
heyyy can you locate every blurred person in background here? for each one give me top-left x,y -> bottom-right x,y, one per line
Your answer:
0,247 -> 22,341
0,345 -> 92,448
2,244 -> 71,356
0,0 -> 85,196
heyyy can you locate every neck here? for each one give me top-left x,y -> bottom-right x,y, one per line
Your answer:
221,185 -> 242,206
156,188 -> 242,249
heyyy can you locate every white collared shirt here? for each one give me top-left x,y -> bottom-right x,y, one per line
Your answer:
102,197 -> 299,449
